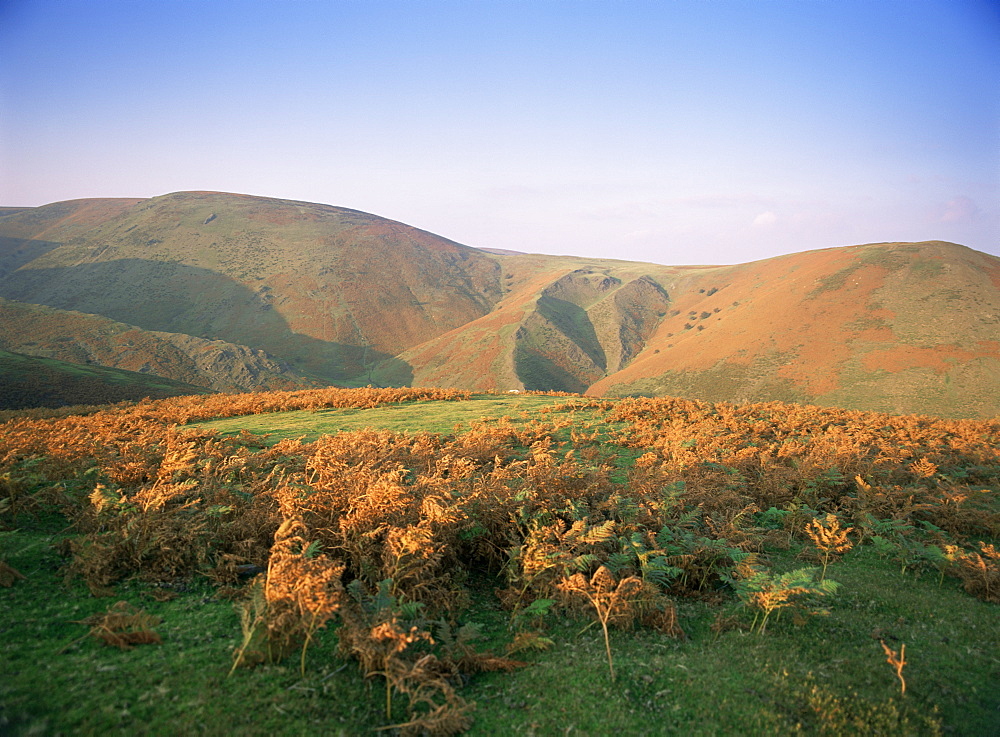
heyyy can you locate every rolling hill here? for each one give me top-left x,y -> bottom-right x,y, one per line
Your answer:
1,192 -> 997,417
586,241 -> 1000,419
0,348 -> 209,409
0,298 -> 311,393
0,192 -> 503,383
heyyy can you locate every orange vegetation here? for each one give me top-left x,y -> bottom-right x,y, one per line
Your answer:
863,342 -> 1000,374
3,387 -> 998,731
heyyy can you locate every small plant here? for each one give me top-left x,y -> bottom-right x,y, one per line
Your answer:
880,640 -> 907,695
230,517 -> 345,675
943,542 -> 1000,603
909,457 -> 938,479
557,565 -> 647,681
78,600 -> 161,650
805,513 -> 853,580
728,566 -> 840,634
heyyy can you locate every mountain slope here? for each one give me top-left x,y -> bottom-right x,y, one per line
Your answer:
384,255 -> 675,393
587,241 -> 1000,418
0,349 -> 209,410
0,298 -> 310,392
0,192 -> 503,383
2,192 -> 997,418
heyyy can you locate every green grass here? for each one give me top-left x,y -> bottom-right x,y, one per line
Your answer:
3,395 -> 998,735
193,393 -> 592,442
1,525 -> 383,735
4,525 -> 993,735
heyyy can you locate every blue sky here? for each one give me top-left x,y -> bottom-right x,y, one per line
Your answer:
1,0 -> 997,265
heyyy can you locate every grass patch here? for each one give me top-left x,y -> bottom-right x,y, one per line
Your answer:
4,529 -> 993,735
1,526 -> 382,735
193,393 -> 592,442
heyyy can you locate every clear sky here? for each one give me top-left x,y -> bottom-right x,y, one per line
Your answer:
1,0 -> 997,265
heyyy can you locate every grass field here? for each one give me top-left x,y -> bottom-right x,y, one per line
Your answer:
194,394 -> 593,441
2,390 -> 997,735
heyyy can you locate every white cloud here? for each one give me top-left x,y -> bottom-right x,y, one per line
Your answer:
938,196 -> 980,224
752,210 -> 778,227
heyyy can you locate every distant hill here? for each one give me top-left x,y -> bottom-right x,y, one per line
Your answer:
0,349 -> 208,410
0,192 -> 502,383
586,241 -> 1000,419
0,298 -> 311,393
2,192 -> 998,418
390,241 -> 1000,418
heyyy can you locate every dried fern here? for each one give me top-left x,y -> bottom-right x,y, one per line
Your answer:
557,566 -> 648,681
805,513 -> 854,580
79,601 -> 161,650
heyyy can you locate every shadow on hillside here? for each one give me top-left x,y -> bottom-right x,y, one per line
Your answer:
536,294 -> 607,370
0,257 -> 414,385
0,237 -> 62,280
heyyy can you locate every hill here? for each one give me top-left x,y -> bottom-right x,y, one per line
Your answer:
0,192 -> 503,383
0,348 -> 209,409
1,192 -> 998,417
0,298 -> 311,393
587,241 -> 1000,418
392,242 -> 1000,418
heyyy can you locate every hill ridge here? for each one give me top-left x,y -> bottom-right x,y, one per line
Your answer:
1,193 -> 997,417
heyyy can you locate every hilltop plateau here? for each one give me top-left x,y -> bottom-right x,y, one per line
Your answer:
1,192 -> 997,417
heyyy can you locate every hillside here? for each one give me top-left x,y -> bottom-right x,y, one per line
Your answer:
1,192 -> 998,417
381,254 -> 678,393
0,298 -> 310,393
0,348 -> 209,409
587,241 -> 1000,418
392,242 -> 1000,418
0,192 -> 503,383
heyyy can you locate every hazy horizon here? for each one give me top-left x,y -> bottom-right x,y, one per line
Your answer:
1,0 -> 997,265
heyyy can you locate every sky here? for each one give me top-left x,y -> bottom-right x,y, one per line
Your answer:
1,0 -> 997,266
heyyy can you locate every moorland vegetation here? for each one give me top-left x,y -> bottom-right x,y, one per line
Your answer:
1,387 -> 998,734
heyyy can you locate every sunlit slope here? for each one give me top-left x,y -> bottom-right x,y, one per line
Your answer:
589,241 -> 1000,418
0,298 -> 309,392
383,253 -> 678,392
2,193 -> 997,417
0,192 -> 503,383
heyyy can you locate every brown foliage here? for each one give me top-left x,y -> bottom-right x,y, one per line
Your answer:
80,601 -> 161,650
0,559 -> 26,586
2,387 -> 998,732
944,542 -> 1000,603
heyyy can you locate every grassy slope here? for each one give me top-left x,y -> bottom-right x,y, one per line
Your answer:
2,194 -> 998,417
0,193 -> 503,384
389,254 -> 680,392
2,393 -> 997,735
0,349 -> 210,409
393,241 -> 1000,418
0,298 -> 310,393
588,242 -> 1000,419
